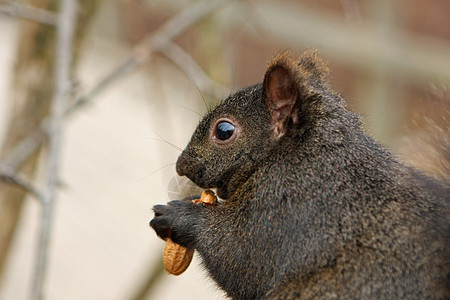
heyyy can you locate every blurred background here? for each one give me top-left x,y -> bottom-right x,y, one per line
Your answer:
0,0 -> 449,299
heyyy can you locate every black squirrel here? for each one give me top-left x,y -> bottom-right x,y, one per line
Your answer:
150,51 -> 449,299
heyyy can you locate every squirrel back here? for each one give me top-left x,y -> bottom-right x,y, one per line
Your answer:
151,51 -> 449,299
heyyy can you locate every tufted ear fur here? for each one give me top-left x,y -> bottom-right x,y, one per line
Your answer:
263,50 -> 329,139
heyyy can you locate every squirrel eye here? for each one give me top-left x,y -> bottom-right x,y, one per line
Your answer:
215,121 -> 235,141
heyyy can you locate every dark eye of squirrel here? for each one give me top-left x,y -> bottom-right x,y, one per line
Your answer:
216,121 -> 235,140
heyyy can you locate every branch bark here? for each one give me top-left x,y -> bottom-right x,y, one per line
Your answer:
0,1 -> 58,25
30,0 -> 77,298
0,164 -> 42,201
0,0 -> 57,286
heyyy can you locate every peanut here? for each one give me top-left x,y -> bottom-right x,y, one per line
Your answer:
192,189 -> 217,206
162,190 -> 217,275
163,238 -> 194,275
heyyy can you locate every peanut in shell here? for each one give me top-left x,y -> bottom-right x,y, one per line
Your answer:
163,238 -> 194,275
162,190 -> 217,275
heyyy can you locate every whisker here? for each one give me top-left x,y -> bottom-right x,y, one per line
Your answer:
176,104 -> 203,118
188,73 -> 211,113
151,130 -> 183,152
140,163 -> 176,181
167,175 -> 202,200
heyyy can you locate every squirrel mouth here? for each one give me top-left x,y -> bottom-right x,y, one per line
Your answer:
215,180 -> 230,200
208,188 -> 225,203
183,172 -> 230,201
216,186 -> 228,200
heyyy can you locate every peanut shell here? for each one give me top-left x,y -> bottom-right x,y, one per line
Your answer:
163,238 -> 194,275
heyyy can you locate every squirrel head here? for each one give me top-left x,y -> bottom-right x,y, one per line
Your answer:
176,50 -> 345,200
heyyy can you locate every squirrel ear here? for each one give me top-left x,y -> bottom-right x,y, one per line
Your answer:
263,50 -> 329,138
263,56 -> 299,139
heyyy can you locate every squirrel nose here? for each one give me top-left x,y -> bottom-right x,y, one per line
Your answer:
176,154 -> 187,176
176,151 -> 204,183
176,151 -> 193,177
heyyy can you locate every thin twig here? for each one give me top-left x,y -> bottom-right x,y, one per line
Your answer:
3,121 -> 48,170
160,40 -> 229,99
131,259 -> 165,300
0,1 -> 57,25
30,0 -> 77,299
0,164 -> 42,201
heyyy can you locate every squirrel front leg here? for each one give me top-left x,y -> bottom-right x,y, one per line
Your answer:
150,199 -> 204,248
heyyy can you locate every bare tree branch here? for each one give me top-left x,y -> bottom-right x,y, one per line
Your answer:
2,0 -> 230,173
64,0 -> 229,117
0,164 -> 42,201
0,1 -> 57,25
3,122 -> 48,170
30,0 -> 77,298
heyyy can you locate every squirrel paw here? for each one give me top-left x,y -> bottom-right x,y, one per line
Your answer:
150,200 -> 201,248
